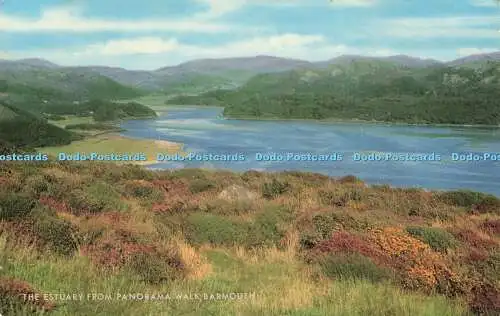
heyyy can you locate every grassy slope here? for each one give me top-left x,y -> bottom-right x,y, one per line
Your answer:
0,69 -> 144,101
0,103 -> 18,121
1,163 -> 499,315
41,134 -> 183,165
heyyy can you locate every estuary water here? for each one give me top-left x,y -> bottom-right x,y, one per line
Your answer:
121,107 -> 500,196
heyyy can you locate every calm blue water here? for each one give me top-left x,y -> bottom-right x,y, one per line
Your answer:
121,107 -> 500,196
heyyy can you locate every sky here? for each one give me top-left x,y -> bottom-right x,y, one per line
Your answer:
0,0 -> 499,69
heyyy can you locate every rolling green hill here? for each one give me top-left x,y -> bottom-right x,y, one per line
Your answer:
0,101 -> 80,150
167,60 -> 500,125
0,68 -> 144,102
0,103 -> 19,121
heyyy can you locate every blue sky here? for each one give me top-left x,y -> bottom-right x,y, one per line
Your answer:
0,0 -> 499,69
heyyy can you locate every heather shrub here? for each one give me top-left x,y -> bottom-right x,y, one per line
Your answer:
170,168 -> 209,180
32,213 -> 79,256
23,174 -> 49,197
123,182 -> 163,202
314,231 -> 387,265
185,213 -> 249,246
439,190 -> 500,213
282,171 -> 329,186
241,170 -> 262,182
470,282 -> 500,315
199,198 -> 255,216
312,213 -> 340,239
310,212 -> 369,239
319,187 -> 364,207
246,208 -> 289,248
319,253 -> 395,283
262,178 -> 290,199
0,277 -> 55,314
299,231 -> 323,249
0,193 -> 37,220
406,226 -> 458,252
127,248 -> 184,284
189,178 -> 215,193
472,251 -> 500,283
68,182 -> 126,214
453,229 -> 497,250
480,219 -> 500,235
97,163 -> 156,182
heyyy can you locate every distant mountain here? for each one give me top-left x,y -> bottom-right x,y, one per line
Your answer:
446,52 -> 500,67
156,55 -> 313,74
17,58 -> 60,69
314,54 -> 442,68
1,52 -> 499,95
62,66 -> 161,90
0,58 -> 60,70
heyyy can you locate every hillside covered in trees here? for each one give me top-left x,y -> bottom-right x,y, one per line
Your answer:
166,61 -> 500,125
0,67 -> 155,150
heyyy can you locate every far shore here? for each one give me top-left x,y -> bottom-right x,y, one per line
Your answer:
222,114 -> 500,129
157,103 -> 500,129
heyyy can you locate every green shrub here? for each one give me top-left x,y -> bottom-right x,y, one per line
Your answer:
97,164 -> 155,182
170,168 -> 209,180
33,214 -> 79,256
406,226 -> 458,252
77,229 -> 105,246
185,213 -> 249,246
68,182 -> 125,214
189,178 -> 215,193
246,208 -> 287,248
199,199 -> 254,216
319,188 -> 363,207
262,178 -> 290,199
124,183 -> 163,202
0,193 -> 37,220
320,253 -> 394,283
0,277 -> 54,314
23,175 -> 49,197
299,231 -> 323,249
312,213 -> 339,239
127,250 -> 183,284
439,190 -> 500,213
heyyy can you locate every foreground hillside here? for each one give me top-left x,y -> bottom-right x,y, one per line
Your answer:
167,60 -> 500,125
0,162 -> 499,315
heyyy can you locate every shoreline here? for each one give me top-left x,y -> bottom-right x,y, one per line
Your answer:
40,132 -> 184,167
160,104 -> 500,129
222,115 -> 500,129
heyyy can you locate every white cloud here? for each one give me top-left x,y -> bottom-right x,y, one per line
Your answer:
0,6 -> 230,33
383,16 -> 500,38
194,0 -> 247,18
73,34 -> 330,58
327,0 -> 375,7
470,0 -> 499,7
194,0 -> 375,18
457,47 -> 499,57
82,38 -> 182,55
0,51 -> 12,60
3,34 -> 399,69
